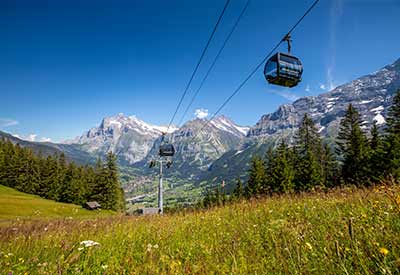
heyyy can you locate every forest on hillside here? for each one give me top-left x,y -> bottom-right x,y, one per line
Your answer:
203,90 -> 400,207
0,143 -> 125,211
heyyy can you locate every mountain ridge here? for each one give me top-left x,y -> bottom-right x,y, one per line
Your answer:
203,57 -> 400,186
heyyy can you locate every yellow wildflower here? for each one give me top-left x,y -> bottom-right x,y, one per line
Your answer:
379,247 -> 389,256
305,242 -> 313,251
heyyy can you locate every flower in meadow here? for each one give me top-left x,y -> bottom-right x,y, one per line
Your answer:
379,247 -> 389,256
101,265 -> 108,270
305,242 -> 313,251
147,244 -> 152,252
80,240 -> 100,247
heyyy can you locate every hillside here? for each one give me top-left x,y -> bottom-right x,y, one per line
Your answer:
0,131 -> 94,165
0,185 -> 398,274
0,185 -> 112,222
202,57 -> 400,186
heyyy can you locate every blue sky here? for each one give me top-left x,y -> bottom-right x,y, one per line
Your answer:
1,0 -> 399,142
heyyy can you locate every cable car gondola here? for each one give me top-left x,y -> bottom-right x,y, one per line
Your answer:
159,143 -> 175,157
158,132 -> 175,157
264,34 -> 303,88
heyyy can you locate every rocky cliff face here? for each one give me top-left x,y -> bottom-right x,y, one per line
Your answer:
200,58 -> 400,187
248,58 -> 400,140
69,113 -> 177,164
139,116 -> 248,178
68,113 -> 248,169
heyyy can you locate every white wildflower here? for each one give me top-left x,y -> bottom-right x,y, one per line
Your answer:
101,265 -> 108,269
80,240 -> 100,247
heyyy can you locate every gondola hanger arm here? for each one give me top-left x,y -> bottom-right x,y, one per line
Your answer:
282,33 -> 292,54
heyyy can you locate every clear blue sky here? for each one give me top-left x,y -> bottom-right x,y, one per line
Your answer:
1,0 -> 399,142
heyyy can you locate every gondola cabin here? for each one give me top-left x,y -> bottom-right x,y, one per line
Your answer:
159,144 -> 175,157
264,52 -> 303,88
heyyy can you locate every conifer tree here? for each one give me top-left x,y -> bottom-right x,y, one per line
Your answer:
263,147 -> 275,194
321,143 -> 339,187
233,177 -> 244,200
95,152 -> 124,211
203,190 -> 213,208
336,104 -> 369,185
214,187 -> 222,206
270,141 -> 295,193
0,139 -> 125,210
294,114 -> 324,190
245,156 -> 266,197
385,89 -> 400,179
58,162 -> 76,203
367,122 -> 386,182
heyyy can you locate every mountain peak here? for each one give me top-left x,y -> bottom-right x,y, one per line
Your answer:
70,113 -> 178,164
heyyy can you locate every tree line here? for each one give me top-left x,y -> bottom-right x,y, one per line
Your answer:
0,142 -> 125,211
203,89 -> 400,206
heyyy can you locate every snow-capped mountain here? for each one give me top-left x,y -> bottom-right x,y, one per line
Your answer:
69,113 -> 248,167
138,115 -> 248,178
248,58 -> 400,140
70,113 -> 178,164
202,57 -> 400,186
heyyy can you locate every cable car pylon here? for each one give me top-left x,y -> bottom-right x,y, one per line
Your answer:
149,133 -> 174,215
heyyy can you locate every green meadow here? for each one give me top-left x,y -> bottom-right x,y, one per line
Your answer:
0,185 -> 112,224
1,184 -> 399,274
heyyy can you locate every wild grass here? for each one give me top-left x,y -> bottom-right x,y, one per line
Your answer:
0,185 -> 113,225
1,184 -> 400,274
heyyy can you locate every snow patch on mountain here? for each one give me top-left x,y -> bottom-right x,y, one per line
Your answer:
374,114 -> 386,125
210,116 -> 249,137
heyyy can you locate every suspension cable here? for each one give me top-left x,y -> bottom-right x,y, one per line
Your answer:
190,0 -> 320,142
176,0 -> 252,127
166,0 -> 231,133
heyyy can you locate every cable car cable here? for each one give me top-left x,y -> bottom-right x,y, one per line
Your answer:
166,0 -> 231,133
176,0 -> 252,127
190,0 -> 320,142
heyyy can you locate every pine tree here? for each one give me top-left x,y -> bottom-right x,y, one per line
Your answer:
233,177 -> 244,200
336,104 -> 369,185
321,143 -> 339,187
294,114 -> 324,191
245,156 -> 266,197
0,139 -> 125,208
95,152 -> 124,211
385,89 -> 400,180
214,187 -> 222,206
263,147 -> 275,194
387,89 -> 400,135
58,162 -> 76,203
203,190 -> 212,208
367,122 -> 386,182
270,141 -> 295,193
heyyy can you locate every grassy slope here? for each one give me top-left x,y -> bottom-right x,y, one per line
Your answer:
0,185 -> 112,221
1,185 -> 400,274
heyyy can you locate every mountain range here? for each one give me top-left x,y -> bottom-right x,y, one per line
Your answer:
1,57 -> 399,192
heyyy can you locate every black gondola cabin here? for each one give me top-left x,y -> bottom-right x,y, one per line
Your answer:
159,144 -> 175,157
264,52 -> 303,88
